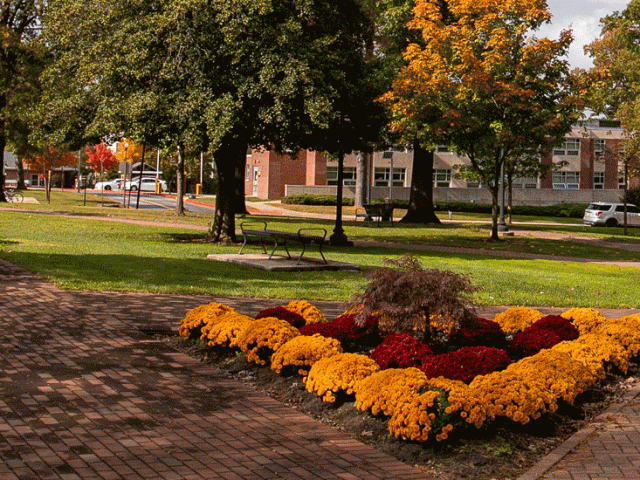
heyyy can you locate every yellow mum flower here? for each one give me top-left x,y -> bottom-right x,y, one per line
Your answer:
493,307 -> 544,335
285,300 -> 327,324
561,307 -> 606,335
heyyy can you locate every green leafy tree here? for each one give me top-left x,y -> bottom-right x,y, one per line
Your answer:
356,0 -> 442,224
203,0 -> 382,243
586,0 -> 640,234
40,0 -> 380,239
381,0 -> 582,239
1,0 -> 45,200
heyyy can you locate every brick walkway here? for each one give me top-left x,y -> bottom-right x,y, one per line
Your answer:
4,256 -> 640,480
0,259 -> 429,480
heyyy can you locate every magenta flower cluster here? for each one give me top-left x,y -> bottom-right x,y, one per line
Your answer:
370,333 -> 433,369
255,306 -> 306,328
508,315 -> 579,360
420,346 -> 512,383
300,313 -> 380,352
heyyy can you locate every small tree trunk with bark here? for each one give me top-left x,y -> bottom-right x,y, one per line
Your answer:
0,111 -> 6,202
489,185 -> 500,241
354,151 -> 368,207
175,146 -> 185,216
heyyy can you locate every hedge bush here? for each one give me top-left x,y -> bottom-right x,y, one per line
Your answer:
280,195 -> 586,218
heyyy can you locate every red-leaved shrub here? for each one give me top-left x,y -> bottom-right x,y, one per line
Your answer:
529,315 -> 580,341
448,317 -> 507,349
508,329 -> 561,360
256,306 -> 306,328
420,346 -> 511,383
370,333 -> 433,370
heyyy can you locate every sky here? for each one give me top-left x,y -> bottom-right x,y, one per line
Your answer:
539,0 -> 631,69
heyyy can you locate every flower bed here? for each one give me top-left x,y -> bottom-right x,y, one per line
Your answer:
178,300 -> 640,443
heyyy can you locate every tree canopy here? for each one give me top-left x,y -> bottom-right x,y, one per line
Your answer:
586,0 -> 640,181
380,0 -> 582,239
1,0 -> 46,200
39,0 -> 381,240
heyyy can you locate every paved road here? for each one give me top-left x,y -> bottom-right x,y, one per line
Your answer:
94,191 -> 217,214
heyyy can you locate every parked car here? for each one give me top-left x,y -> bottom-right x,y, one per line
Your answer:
124,177 -> 167,192
94,179 -> 123,191
583,202 -> 640,227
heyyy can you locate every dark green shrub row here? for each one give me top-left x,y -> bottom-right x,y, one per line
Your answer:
281,194 -> 355,206
434,202 -> 586,218
282,195 -> 586,218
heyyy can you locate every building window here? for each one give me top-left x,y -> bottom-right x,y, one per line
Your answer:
594,140 -> 605,156
553,172 -> 580,189
620,171 -> 627,189
436,145 -> 450,153
433,169 -> 451,188
327,167 -> 357,186
593,172 -> 604,189
512,176 -> 538,189
374,167 -> 405,187
553,138 -> 579,156
245,164 -> 251,181
466,180 -> 483,188
619,143 -> 626,158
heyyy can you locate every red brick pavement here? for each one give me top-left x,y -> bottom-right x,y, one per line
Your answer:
4,257 -> 640,480
0,259 -> 430,480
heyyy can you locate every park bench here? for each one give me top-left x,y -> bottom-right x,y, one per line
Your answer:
354,203 -> 394,227
238,221 -> 328,265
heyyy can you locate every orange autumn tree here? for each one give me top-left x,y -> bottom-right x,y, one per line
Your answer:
380,0 -> 582,240
114,139 -> 146,165
23,146 -> 77,201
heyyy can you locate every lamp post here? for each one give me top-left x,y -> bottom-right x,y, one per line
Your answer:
329,114 -> 353,247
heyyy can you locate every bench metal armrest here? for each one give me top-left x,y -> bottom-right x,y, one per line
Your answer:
297,228 -> 327,242
240,220 -> 267,233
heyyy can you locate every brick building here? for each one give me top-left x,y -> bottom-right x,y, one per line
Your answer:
247,120 -> 631,205
244,148 -> 327,199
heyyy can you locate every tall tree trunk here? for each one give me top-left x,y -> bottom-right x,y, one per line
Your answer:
175,145 -> 185,216
400,141 -> 440,224
0,104 -> 6,202
233,151 -> 248,215
17,157 -> 26,189
354,151 -> 367,207
209,140 -> 246,244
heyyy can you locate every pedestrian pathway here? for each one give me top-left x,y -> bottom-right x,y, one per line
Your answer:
3,257 -> 640,480
0,259 -> 429,480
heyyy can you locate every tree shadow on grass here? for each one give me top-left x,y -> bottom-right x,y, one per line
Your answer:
0,251 -> 364,298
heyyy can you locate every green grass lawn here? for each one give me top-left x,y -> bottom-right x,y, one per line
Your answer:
2,191 -> 640,308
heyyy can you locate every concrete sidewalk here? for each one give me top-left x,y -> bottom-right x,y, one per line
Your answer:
2,257 -> 640,480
